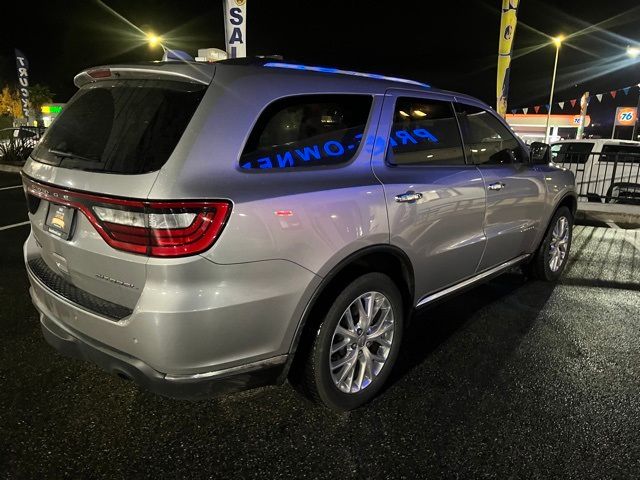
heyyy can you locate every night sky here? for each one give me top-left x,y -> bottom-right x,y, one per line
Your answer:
1,0 -> 639,136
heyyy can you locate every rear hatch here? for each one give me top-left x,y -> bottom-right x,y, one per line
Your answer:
23,62 -> 215,312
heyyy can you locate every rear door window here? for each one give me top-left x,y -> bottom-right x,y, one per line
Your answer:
32,79 -> 206,174
454,103 -> 527,165
551,142 -> 594,164
600,144 -> 640,163
240,95 -> 372,170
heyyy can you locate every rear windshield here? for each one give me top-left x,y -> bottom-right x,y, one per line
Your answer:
551,142 -> 594,164
32,79 -> 206,174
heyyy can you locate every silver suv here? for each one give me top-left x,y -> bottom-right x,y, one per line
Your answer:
22,60 -> 576,410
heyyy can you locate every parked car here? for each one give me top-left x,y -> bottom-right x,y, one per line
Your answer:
0,127 -> 44,164
0,126 -> 44,146
22,60 -> 576,410
550,139 -> 640,203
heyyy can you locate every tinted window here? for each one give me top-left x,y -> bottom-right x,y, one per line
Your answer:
32,80 -> 206,174
601,144 -> 640,163
386,98 -> 464,166
551,142 -> 594,164
454,103 -> 527,165
240,95 -> 372,170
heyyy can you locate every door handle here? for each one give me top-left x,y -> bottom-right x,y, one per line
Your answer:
487,182 -> 506,191
395,192 -> 423,203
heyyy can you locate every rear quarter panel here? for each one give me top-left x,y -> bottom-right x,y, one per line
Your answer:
530,164 -> 576,248
148,67 -> 391,276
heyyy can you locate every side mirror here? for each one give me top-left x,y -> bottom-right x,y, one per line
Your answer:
530,141 -> 551,164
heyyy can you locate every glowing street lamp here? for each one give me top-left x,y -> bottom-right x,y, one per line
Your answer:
143,32 -> 193,62
146,32 -> 164,48
544,35 -> 564,144
627,46 -> 640,59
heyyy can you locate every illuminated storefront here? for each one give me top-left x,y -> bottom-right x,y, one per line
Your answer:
506,113 -> 591,144
40,104 -> 65,127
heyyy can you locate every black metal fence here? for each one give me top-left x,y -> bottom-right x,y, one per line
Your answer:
552,151 -> 640,204
0,127 -> 45,166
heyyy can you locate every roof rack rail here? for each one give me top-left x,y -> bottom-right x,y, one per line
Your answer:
262,62 -> 430,88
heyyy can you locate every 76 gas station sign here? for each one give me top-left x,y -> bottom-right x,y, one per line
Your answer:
614,107 -> 638,126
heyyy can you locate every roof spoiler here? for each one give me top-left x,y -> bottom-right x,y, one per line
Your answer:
74,63 -> 215,88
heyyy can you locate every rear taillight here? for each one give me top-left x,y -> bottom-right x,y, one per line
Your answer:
23,176 -> 231,258
91,201 -> 230,257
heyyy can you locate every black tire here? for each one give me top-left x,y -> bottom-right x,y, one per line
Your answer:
606,183 -> 640,205
525,206 -> 573,281
298,272 -> 403,411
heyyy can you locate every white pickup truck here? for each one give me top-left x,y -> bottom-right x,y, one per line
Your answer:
550,139 -> 640,203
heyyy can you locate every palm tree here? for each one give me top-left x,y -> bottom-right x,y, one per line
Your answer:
28,84 -> 55,125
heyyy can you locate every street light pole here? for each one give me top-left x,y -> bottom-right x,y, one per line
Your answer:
544,36 -> 563,144
626,48 -> 640,141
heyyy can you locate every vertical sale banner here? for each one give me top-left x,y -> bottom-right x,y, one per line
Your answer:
14,49 -> 30,121
576,92 -> 590,139
224,0 -> 247,58
496,0 -> 520,118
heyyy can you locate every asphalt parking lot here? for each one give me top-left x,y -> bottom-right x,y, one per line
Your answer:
1,171 -> 639,479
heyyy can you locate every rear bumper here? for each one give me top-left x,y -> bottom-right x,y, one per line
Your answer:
39,310 -> 286,400
23,229 -> 318,399
24,228 -> 320,378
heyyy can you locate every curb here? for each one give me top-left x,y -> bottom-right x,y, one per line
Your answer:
0,164 -> 23,174
577,202 -> 640,224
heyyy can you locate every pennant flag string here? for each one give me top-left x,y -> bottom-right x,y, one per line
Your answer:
515,83 -> 640,114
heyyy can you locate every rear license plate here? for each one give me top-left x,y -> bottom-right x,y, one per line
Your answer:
45,203 -> 76,240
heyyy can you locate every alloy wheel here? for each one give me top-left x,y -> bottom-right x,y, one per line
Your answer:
328,291 -> 395,394
549,216 -> 570,272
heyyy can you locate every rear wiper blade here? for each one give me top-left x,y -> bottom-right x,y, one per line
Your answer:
48,148 -> 97,163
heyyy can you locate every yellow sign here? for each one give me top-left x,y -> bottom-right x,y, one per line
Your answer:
497,0 -> 520,118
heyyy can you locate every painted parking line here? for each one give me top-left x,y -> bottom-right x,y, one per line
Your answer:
0,185 -> 22,191
0,221 -> 29,231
